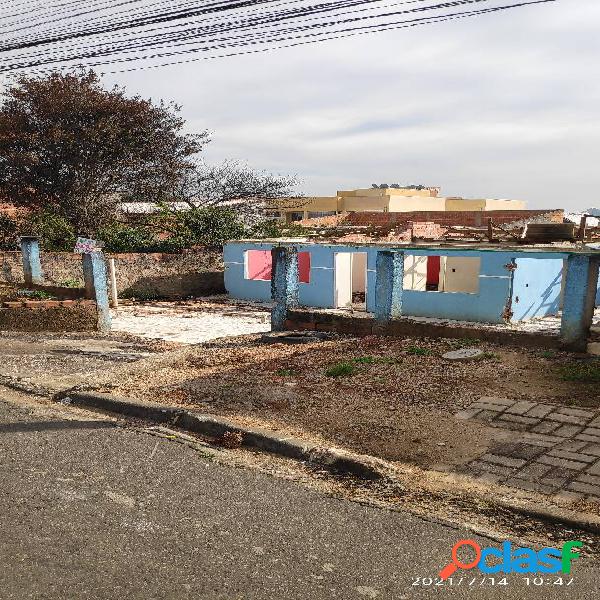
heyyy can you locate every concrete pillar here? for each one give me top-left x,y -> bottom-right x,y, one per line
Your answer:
374,250 -> 404,323
560,254 -> 600,351
82,252 -> 112,332
271,246 -> 299,331
20,236 -> 43,285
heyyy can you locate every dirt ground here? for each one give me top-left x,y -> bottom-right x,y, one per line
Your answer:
93,333 -> 600,470
0,331 -> 176,392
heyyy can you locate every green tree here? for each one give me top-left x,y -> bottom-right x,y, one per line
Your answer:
0,70 -> 206,236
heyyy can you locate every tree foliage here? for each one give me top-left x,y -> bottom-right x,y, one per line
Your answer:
0,70 -> 206,235
0,213 -> 18,250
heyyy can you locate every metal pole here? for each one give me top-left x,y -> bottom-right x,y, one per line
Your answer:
108,258 -> 119,310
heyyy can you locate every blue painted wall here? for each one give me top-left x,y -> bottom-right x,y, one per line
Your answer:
224,242 -> 379,308
224,242 -> 573,324
510,257 -> 564,321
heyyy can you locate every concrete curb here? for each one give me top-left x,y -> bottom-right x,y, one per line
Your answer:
493,498 -> 600,536
0,374 -> 52,397
48,390 -> 600,535
55,391 -> 388,480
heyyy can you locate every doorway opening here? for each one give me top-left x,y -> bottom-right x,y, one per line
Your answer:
334,252 -> 368,310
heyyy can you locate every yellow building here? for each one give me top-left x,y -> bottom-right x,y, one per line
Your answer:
267,187 -> 526,222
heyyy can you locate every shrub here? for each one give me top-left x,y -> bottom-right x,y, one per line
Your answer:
28,211 -> 77,251
250,219 -> 283,239
98,223 -> 160,253
177,207 -> 245,247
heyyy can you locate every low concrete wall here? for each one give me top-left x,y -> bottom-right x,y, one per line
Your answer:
284,309 -> 562,350
0,248 -> 224,299
0,300 -> 97,331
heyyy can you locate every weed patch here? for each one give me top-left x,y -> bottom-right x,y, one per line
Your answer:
325,362 -> 356,377
558,361 -> 600,383
406,346 -> 432,356
276,368 -> 298,376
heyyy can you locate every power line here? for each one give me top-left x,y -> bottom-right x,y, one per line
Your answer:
0,0 -> 556,74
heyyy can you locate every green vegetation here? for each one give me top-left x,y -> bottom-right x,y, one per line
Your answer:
480,352 -> 500,361
275,368 -> 299,376
352,356 -> 376,364
325,362 -> 356,378
540,350 -> 556,359
0,71 -> 299,251
98,223 -> 161,253
28,211 -> 77,251
406,346 -> 433,356
59,278 -> 83,288
17,289 -> 56,300
558,361 -> 600,383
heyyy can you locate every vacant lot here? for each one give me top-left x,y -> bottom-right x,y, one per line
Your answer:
100,333 -> 600,469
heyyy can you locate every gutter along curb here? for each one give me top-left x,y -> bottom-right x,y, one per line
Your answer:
54,391 -> 388,480
39,389 -> 600,536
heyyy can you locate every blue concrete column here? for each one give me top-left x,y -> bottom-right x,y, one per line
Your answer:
271,246 -> 299,331
374,250 -> 404,323
560,254 -> 600,351
20,236 -> 43,285
82,252 -> 112,332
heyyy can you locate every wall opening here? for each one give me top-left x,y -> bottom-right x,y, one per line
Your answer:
404,255 -> 480,294
244,250 -> 311,283
334,252 -> 367,309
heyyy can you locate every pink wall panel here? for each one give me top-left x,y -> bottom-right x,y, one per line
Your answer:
246,250 -> 272,280
246,250 -> 311,283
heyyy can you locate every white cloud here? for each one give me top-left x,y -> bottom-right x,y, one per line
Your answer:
97,0 -> 600,210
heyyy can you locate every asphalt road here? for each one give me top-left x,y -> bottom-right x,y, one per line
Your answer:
0,391 -> 598,600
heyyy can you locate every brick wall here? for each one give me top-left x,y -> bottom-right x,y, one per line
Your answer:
0,248 -> 225,299
407,221 -> 446,239
345,209 -> 564,228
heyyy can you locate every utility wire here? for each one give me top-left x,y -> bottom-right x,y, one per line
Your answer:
0,0 -> 556,73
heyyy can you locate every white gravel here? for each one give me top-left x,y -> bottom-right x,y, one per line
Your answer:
110,298 -> 599,344
111,301 -> 271,344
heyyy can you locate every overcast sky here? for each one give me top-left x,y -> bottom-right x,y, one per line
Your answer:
69,1 -> 600,210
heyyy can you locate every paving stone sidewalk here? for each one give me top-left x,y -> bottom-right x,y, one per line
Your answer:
456,397 -> 600,501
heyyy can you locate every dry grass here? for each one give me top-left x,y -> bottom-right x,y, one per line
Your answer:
100,333 -> 598,467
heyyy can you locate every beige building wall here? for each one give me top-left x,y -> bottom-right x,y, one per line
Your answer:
445,197 -> 525,211
444,198 -> 487,211
342,195 -> 390,212
269,187 -> 525,218
351,252 -> 368,293
483,198 -> 526,210
440,257 -> 481,294
388,196 -> 447,212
